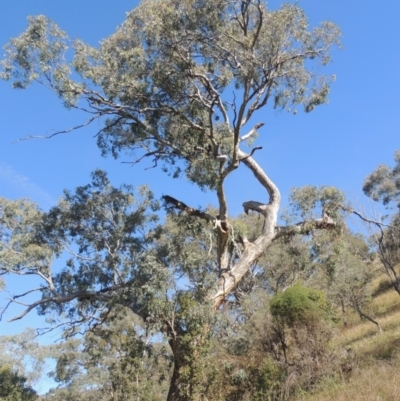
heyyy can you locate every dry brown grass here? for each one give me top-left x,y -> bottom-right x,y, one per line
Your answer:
335,312 -> 400,353
373,289 -> 400,316
296,356 -> 400,401
295,271 -> 400,401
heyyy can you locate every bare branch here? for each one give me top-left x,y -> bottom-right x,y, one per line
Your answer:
0,287 -> 43,322
14,115 -> 99,142
238,148 -> 280,206
242,201 -> 268,216
342,206 -> 397,232
240,123 -> 264,142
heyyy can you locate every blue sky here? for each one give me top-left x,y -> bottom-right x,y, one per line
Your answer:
0,0 -> 399,392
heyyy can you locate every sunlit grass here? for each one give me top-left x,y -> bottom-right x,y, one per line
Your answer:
295,270 -> 400,401
335,311 -> 400,351
296,356 -> 400,401
373,289 -> 400,316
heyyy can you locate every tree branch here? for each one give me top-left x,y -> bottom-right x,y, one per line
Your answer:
238,148 -> 280,207
342,206 -> 397,233
240,123 -> 264,142
4,278 -> 146,322
274,216 -> 336,240
162,195 -> 215,223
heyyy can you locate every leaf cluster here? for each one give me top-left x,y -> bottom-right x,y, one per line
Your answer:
363,150 -> 400,209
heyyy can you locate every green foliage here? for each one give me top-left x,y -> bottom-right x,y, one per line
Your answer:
31,170 -> 167,331
0,366 -> 37,401
311,230 -> 381,330
363,150 -> 400,296
0,198 -> 52,277
45,309 -> 170,401
202,282 -> 344,401
249,359 -> 287,401
172,292 -> 215,401
270,283 -> 336,326
371,213 -> 400,295
220,357 -> 286,401
0,329 -> 53,387
0,1 -> 341,189
264,285 -> 345,396
363,150 -> 400,208
0,2 -> 345,399
286,185 -> 345,222
256,235 -> 314,294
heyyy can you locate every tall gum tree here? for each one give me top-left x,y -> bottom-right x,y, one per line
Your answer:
1,1 -> 342,399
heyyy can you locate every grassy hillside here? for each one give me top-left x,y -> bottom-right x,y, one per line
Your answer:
297,273 -> 400,401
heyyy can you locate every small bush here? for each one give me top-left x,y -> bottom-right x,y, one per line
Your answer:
265,284 -> 346,397
270,283 -> 336,326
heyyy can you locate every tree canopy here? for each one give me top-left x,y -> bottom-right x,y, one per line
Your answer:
363,150 -> 400,209
0,1 -> 349,400
0,366 -> 37,401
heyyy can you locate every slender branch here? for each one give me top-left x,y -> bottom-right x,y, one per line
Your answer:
188,71 -> 229,124
14,115 -> 99,142
0,287 -> 44,321
239,146 -> 262,161
240,123 -> 264,142
7,292 -> 109,322
342,206 -> 397,232
5,278 -> 143,322
250,1 -> 264,51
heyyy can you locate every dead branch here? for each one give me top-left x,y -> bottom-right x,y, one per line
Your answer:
162,195 -> 215,223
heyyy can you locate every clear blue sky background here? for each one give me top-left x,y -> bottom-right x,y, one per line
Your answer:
0,0 -> 399,392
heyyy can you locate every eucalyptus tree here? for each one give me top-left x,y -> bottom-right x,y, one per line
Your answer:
0,366 -> 37,401
1,1 -> 343,399
43,309 -> 170,401
310,230 -> 381,332
0,329 -> 53,388
363,151 -> 400,295
0,171 -> 213,400
363,150 -> 400,209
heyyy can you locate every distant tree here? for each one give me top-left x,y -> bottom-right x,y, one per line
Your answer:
0,329 -> 52,387
45,309 -> 170,401
364,151 -> 400,295
0,1 -> 344,399
311,230 -> 381,332
0,366 -> 37,401
363,150 -> 400,209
